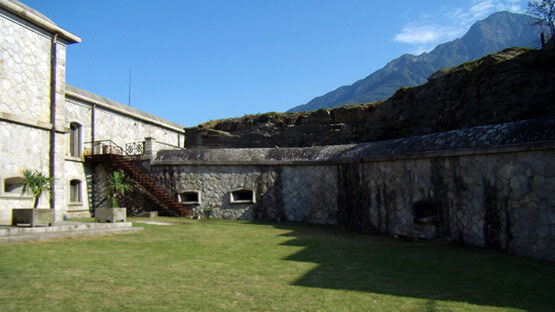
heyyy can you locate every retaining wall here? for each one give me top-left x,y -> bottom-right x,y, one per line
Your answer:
152,119 -> 555,260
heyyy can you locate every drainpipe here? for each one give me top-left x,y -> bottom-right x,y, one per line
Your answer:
91,103 -> 96,151
91,103 -> 96,209
49,33 -> 58,210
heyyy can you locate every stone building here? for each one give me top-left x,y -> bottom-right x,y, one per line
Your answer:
0,0 -> 184,223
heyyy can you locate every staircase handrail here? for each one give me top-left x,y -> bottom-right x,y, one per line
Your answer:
84,140 -> 178,201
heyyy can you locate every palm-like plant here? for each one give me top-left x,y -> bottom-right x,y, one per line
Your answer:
20,169 -> 54,209
105,170 -> 132,208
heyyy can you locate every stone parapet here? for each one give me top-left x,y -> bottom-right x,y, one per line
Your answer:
156,118 -> 555,166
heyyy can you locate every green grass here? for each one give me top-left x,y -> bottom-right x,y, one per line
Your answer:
1,219 -> 554,311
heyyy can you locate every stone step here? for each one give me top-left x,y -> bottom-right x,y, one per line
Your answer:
0,222 -> 136,237
0,226 -> 143,243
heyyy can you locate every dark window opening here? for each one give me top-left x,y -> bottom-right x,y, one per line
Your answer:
70,179 -> 81,203
412,200 -> 438,223
4,177 -> 24,194
69,122 -> 82,157
230,189 -> 255,204
178,191 -> 201,204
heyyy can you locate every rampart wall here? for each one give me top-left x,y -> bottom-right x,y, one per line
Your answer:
152,119 -> 555,260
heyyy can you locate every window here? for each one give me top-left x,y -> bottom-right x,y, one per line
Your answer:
178,191 -> 201,205
412,200 -> 438,223
69,122 -> 81,157
230,189 -> 255,204
69,179 -> 81,203
4,177 -> 24,194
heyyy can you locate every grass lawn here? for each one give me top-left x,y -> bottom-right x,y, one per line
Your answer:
1,218 -> 554,311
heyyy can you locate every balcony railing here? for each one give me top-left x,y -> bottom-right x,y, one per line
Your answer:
126,141 -> 145,156
84,140 -> 145,157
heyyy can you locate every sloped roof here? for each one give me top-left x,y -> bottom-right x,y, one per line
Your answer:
0,0 -> 80,43
65,85 -> 185,132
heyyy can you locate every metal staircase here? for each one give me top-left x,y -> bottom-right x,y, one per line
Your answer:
85,140 -> 191,217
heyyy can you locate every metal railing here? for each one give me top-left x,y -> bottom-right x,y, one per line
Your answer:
126,141 -> 145,156
84,140 -> 124,156
84,140 -> 178,207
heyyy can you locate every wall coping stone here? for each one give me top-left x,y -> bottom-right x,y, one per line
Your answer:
0,0 -> 80,43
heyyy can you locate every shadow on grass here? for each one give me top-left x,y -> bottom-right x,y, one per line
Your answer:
267,222 -> 555,311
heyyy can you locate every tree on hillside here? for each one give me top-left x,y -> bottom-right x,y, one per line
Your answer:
528,0 -> 555,38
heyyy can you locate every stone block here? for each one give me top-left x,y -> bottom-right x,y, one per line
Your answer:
12,209 -> 54,227
94,208 -> 126,223
500,164 -> 517,180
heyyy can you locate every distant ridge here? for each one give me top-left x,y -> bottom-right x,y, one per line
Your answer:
185,44 -> 555,148
287,11 -> 543,112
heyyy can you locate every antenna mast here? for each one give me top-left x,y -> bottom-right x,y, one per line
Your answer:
128,68 -> 132,106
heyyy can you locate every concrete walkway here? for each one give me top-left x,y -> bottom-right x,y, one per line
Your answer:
0,221 -> 143,243
133,220 -> 174,226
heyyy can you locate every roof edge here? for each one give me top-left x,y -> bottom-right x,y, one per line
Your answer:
0,0 -> 81,43
65,85 -> 185,133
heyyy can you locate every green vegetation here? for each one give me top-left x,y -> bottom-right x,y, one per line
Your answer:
104,171 -> 132,208
1,219 -> 554,311
20,169 -> 53,208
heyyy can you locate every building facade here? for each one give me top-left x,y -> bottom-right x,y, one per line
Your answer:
0,0 -> 184,223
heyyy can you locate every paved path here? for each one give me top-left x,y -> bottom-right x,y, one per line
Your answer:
133,220 -> 174,226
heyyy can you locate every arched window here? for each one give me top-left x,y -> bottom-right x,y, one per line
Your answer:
69,179 -> 81,203
69,122 -> 82,157
4,177 -> 24,194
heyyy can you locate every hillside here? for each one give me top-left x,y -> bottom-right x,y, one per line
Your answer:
287,11 -> 543,113
184,43 -> 555,149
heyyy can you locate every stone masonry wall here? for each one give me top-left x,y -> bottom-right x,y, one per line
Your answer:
151,165 -> 281,220
64,95 -> 183,152
0,122 -> 50,223
151,148 -> 555,260
1,10 -> 52,122
0,8 -> 70,223
94,106 -> 181,149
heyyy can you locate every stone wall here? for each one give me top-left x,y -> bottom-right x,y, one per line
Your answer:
0,9 -> 66,123
65,86 -> 184,150
149,165 -> 279,220
0,122 -> 50,223
0,7 -> 70,223
152,148 -> 554,260
152,120 -> 555,260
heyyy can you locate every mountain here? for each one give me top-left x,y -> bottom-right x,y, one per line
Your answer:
287,11 -> 543,113
185,43 -> 555,148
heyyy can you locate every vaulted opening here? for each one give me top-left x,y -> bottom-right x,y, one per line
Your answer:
412,200 -> 438,223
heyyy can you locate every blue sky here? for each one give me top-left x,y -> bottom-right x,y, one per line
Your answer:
24,0 -> 527,127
